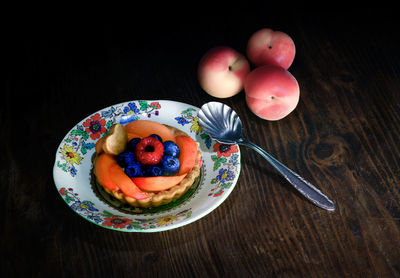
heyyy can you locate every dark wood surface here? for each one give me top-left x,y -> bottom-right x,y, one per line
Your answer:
2,8 -> 400,277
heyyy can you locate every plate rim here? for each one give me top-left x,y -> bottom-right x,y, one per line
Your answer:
53,99 -> 241,232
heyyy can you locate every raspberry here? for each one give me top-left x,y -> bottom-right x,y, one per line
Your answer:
135,136 -> 164,165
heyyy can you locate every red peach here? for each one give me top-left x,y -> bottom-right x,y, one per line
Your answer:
198,46 -> 250,98
246,28 -> 295,69
244,65 -> 300,121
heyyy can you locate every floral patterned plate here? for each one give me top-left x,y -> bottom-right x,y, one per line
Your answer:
53,100 -> 241,232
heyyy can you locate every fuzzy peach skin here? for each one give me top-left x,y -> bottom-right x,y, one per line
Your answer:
198,46 -> 250,98
246,28 -> 295,70
244,65 -> 299,121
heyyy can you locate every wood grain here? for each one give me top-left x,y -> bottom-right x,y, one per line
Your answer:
2,9 -> 399,277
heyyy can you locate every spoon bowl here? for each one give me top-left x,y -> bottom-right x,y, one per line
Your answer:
197,102 -> 243,144
197,102 -> 335,211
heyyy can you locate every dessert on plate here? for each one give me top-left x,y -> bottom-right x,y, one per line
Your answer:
92,120 -> 202,208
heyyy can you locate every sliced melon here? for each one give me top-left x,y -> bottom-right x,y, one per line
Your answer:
95,137 -> 104,154
132,174 -> 187,192
125,120 -> 176,142
175,135 -> 198,175
94,153 -> 117,191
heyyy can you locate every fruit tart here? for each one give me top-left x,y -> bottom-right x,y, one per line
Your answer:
92,120 -> 202,208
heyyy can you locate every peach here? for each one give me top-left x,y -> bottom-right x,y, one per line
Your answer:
127,132 -> 141,141
132,174 -> 187,192
175,135 -> 198,175
244,65 -> 300,121
198,46 -> 250,98
95,153 -> 149,199
94,153 -> 117,191
246,28 -> 295,69
125,120 -> 176,142
95,137 -> 104,154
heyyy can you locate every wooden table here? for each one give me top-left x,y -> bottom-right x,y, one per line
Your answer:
2,9 -> 399,277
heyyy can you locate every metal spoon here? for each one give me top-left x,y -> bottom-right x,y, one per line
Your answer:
197,101 -> 335,211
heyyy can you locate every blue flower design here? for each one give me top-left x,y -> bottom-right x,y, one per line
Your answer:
124,102 -> 140,114
228,154 -> 239,166
70,166 -> 77,177
120,102 -> 141,124
175,116 -> 190,126
216,168 -> 234,183
87,214 -> 103,224
71,200 -> 98,213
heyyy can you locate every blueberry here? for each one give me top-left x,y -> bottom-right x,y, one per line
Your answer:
127,138 -> 141,152
160,155 -> 180,176
117,151 -> 136,168
144,165 -> 163,177
163,141 -> 180,157
125,161 -> 144,177
149,134 -> 162,142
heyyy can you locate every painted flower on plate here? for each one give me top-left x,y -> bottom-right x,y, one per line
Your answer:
87,214 -> 103,224
213,143 -> 239,158
71,200 -> 98,213
150,102 -> 161,109
228,154 -> 239,166
124,102 -> 140,115
175,116 -> 190,126
60,145 -> 82,165
157,215 -> 177,226
83,113 -> 107,140
102,217 -> 133,229
216,168 -> 235,183
59,187 -> 67,196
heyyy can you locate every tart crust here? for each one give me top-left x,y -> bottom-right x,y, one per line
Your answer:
93,125 -> 202,208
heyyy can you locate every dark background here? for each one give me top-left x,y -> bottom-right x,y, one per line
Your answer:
2,7 -> 400,277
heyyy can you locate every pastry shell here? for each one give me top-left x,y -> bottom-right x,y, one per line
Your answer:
93,125 -> 202,208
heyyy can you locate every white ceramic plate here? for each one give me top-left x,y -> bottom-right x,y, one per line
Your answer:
53,100 -> 241,232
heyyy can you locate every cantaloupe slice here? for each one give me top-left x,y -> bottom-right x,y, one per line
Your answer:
132,174 -> 187,192
127,132 -> 142,141
95,137 -> 104,154
109,164 -> 149,200
94,153 -> 117,190
124,120 -> 176,142
175,135 -> 198,175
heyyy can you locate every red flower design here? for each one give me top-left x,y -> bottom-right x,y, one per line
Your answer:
59,187 -> 67,196
213,189 -> 224,197
102,216 -> 132,229
213,143 -> 238,158
83,113 -> 107,140
150,102 -> 161,109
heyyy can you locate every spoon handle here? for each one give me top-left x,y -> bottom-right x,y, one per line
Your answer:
240,139 -> 335,211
